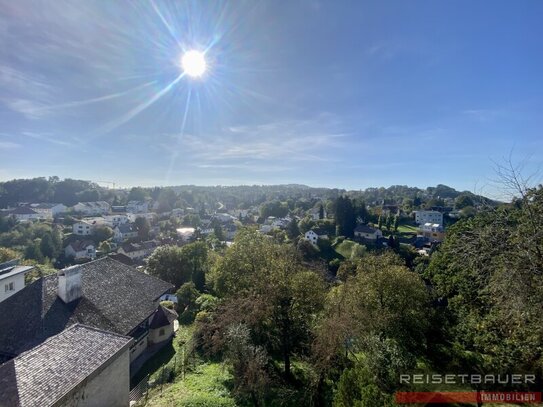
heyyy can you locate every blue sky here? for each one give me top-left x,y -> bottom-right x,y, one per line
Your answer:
0,1 -> 542,195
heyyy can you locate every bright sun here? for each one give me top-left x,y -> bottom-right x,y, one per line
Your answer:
181,50 -> 206,78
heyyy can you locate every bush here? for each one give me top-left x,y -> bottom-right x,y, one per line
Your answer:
160,300 -> 175,310
195,294 -> 219,312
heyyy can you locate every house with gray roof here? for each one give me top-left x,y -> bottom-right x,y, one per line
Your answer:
354,224 -> 383,241
0,257 -> 174,368
0,260 -> 34,304
7,206 -> 41,222
113,223 -> 139,242
64,240 -> 96,261
0,324 -> 132,407
72,201 -> 111,216
29,203 -> 67,219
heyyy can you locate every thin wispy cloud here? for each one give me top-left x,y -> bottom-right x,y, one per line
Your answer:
179,115 -> 350,162
463,109 -> 504,123
196,163 -> 294,172
0,65 -> 55,119
22,131 -> 76,147
0,141 -> 21,150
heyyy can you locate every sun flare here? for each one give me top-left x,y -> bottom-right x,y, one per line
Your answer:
181,50 -> 206,77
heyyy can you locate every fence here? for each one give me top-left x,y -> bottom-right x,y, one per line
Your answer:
129,374 -> 149,405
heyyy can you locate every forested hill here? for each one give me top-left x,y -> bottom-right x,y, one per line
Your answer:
0,177 -> 111,208
0,177 -> 498,209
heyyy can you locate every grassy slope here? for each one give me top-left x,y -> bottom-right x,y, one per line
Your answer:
334,239 -> 356,258
145,362 -> 236,407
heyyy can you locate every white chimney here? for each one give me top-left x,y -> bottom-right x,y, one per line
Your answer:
58,265 -> 82,303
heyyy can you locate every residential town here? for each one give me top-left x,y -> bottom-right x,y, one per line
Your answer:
0,179 -> 492,406
1,1 -> 540,405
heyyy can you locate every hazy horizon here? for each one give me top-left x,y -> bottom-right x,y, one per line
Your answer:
1,1 -> 542,195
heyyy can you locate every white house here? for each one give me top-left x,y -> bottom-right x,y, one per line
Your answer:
213,213 -> 236,223
305,230 -> 320,246
271,217 -> 291,230
30,203 -> 67,219
229,209 -> 250,219
73,220 -> 94,236
354,224 -> 383,241
113,224 -> 139,242
117,241 -> 158,261
102,214 -> 129,227
72,201 -> 111,216
8,207 -> 41,222
127,201 -> 149,214
64,240 -> 96,260
0,260 -> 34,303
418,223 -> 445,242
128,212 -> 156,223
310,205 -> 327,221
414,210 -> 443,226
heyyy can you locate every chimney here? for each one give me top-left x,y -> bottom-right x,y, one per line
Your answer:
58,265 -> 82,303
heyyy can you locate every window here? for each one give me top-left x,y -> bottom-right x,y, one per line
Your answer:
5,282 -> 14,292
159,328 -> 165,336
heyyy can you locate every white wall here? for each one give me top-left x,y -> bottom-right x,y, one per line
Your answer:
414,211 -> 443,225
148,324 -> 174,346
0,273 -> 25,303
73,222 -> 93,236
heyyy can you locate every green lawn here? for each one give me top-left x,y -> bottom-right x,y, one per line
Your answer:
396,224 -> 418,234
132,325 -> 195,386
334,239 -> 366,259
145,362 -> 236,407
334,239 -> 356,258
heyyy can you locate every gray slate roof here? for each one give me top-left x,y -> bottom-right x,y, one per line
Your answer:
354,224 -> 379,234
9,207 -> 38,215
0,265 -> 34,282
66,239 -> 94,252
149,305 -> 179,329
118,223 -> 137,234
0,324 -> 132,407
0,257 -> 173,356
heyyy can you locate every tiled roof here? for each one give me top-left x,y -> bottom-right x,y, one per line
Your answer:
67,240 -> 94,252
0,324 -> 132,407
354,224 -> 379,234
107,253 -> 134,266
0,257 -> 173,356
9,207 -> 39,215
149,305 -> 178,329
121,240 -> 158,253
0,265 -> 34,281
118,224 -> 137,234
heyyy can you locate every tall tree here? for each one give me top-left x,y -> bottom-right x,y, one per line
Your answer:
286,218 -> 300,239
127,187 -> 148,202
147,242 -> 208,289
39,233 -> 56,259
426,186 -> 543,373
205,229 -> 325,378
334,196 -> 356,237
134,217 -> 150,240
